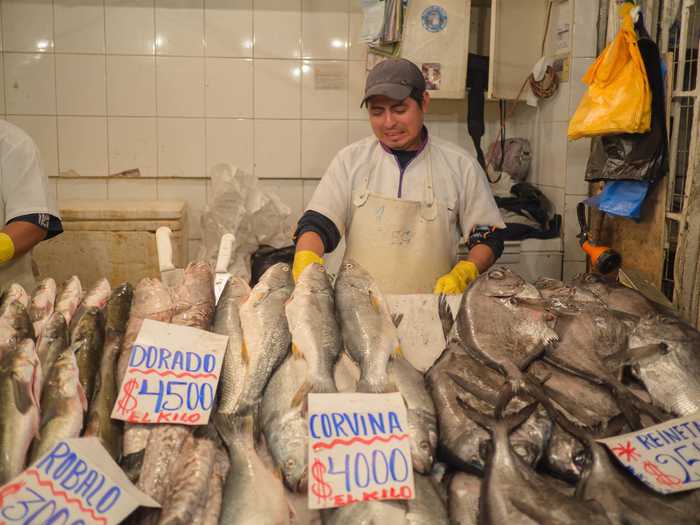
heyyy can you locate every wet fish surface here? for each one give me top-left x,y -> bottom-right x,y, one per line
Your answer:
54,276 -> 83,326
30,277 -> 56,340
447,471 -> 481,525
70,306 -> 105,402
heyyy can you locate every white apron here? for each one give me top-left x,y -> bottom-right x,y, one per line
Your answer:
344,146 -> 454,294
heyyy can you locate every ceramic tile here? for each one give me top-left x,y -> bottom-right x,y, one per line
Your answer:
155,0 -> 204,56
566,138 -> 591,195
302,0 -> 348,60
258,178 -> 303,228
0,57 -> 4,115
107,178 -> 158,200
2,0 -> 54,52
156,57 -> 205,117
563,260 -> 587,282
301,120 -> 346,179
106,0 -> 156,55
347,60 -> 366,120
301,60 -> 347,119
205,118 -> 254,174
569,57 -> 594,118
573,0 -> 597,58
56,178 -> 108,200
108,117 -> 158,177
206,58 -> 253,117
56,54 -> 106,116
253,0 -> 301,59
156,178 -> 207,238
5,53 -> 56,115
46,178 -> 58,205
205,0 -> 253,57
348,8 -> 367,61
538,184 -> 565,216
7,115 -> 59,176
254,119 -> 300,178
564,193 -> 587,262
254,60 -> 301,118
302,179 -> 319,208
54,0 -> 106,53
107,55 -> 157,116
157,118 -> 205,177
58,117 -> 108,177
539,81 -> 570,124
348,120 -> 371,143
535,121 -> 568,188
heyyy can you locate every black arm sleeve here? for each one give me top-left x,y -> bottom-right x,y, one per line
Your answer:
294,210 -> 342,253
467,225 -> 505,260
7,213 -> 64,240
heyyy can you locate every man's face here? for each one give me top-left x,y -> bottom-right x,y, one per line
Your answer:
367,92 -> 429,151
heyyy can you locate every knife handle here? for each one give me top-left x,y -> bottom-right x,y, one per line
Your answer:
156,226 -> 175,272
215,233 -> 234,273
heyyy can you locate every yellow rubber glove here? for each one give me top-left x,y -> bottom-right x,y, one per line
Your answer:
433,260 -> 479,295
292,250 -> 325,282
0,233 -> 15,263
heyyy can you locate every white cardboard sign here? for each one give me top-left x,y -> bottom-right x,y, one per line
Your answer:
111,319 -> 228,426
307,393 -> 415,510
598,412 -> 700,494
0,438 -> 158,525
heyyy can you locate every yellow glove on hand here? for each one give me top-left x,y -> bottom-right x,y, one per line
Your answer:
292,250 -> 324,282
0,233 -> 15,264
433,260 -> 479,295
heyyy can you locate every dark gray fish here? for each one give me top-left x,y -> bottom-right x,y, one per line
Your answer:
406,474 -> 449,524
447,471 -> 481,525
70,306 -> 105,402
568,273 -> 658,317
35,312 -> 68,391
426,344 -> 552,473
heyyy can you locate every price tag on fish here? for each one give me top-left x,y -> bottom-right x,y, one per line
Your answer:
0,437 -> 159,525
597,412 -> 700,494
111,319 -> 228,426
307,393 -> 415,509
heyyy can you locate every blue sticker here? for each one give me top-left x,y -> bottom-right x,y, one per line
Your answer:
421,5 -> 448,33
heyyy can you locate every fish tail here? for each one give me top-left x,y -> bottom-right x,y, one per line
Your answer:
290,381 -> 312,414
356,378 -> 397,394
120,450 -> 145,483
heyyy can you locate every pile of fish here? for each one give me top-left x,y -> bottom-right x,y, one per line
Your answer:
2,258 -> 700,525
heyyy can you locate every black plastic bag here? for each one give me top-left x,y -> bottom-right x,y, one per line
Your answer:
585,17 -> 668,184
250,245 -> 295,286
495,182 -> 561,240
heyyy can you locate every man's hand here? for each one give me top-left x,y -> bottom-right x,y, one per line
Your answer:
433,260 -> 479,295
292,250 -> 325,282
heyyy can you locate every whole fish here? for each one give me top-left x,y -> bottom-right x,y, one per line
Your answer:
84,283 -> 133,460
214,414 -> 291,524
406,474 -> 449,524
261,352 -> 309,491
388,356 -> 437,474
29,349 -> 87,463
236,262 -> 293,415
568,273 -> 658,317
170,261 -> 215,329
447,471 -> 481,525
4,283 -> 30,308
35,312 -> 69,391
335,259 -> 401,393
54,276 -> 83,326
0,297 -> 35,342
459,387 -> 612,525
118,277 -> 173,480
624,314 -> 700,416
286,263 -> 342,396
157,430 -> 216,524
321,501 -> 408,525
0,339 -> 40,484
456,267 -> 557,379
30,277 -> 56,340
70,306 -> 105,401
213,276 -> 250,415
191,446 -> 229,525
426,345 -> 552,473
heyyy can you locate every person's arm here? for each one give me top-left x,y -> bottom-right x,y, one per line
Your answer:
466,243 -> 495,273
295,231 -> 325,258
0,221 -> 47,260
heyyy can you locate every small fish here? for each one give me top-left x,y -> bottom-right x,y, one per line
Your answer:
70,306 -> 105,402
54,276 -> 83,326
35,312 -> 69,391
29,277 -> 57,340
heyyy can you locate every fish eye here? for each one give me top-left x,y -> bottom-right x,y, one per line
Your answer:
345,263 -> 354,270
281,265 -> 290,272
286,459 -> 296,468
489,270 -> 505,280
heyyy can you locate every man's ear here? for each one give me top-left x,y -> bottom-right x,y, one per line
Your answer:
421,91 -> 431,112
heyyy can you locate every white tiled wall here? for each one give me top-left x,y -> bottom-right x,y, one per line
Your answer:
1,0 -> 585,266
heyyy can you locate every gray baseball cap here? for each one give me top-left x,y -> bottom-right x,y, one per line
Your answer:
361,58 -> 426,107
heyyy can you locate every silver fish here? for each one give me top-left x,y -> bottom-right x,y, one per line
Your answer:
4,283 -> 30,309
29,349 -> 87,463
447,471 -> 481,525
321,500 -> 408,525
70,306 -> 105,402
388,356 -> 437,474
568,273 -> 658,317
335,259 -> 401,393
35,312 -> 69,391
54,276 -> 83,326
191,445 -> 229,525
30,277 -> 56,340
0,297 -> 35,344
406,474 -> 449,524
0,339 -> 41,484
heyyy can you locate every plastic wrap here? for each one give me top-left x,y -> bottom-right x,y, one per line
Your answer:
198,164 -> 292,283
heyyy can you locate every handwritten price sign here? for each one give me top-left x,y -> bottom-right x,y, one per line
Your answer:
111,319 -> 228,425
0,438 -> 158,525
307,393 -> 415,510
598,412 -> 700,494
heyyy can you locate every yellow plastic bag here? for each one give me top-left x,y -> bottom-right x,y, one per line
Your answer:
568,3 -> 651,140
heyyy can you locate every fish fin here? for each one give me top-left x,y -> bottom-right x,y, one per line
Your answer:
369,290 -> 382,312
391,313 -> 403,328
78,381 -> 88,412
447,372 -> 499,405
438,294 -> 454,342
291,381 -> 312,412
241,340 -> 250,365
119,450 -> 145,483
391,345 -> 403,359
357,379 -> 398,394
291,342 -> 305,360
455,395 -> 495,431
604,343 -> 668,370
12,376 -> 36,414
